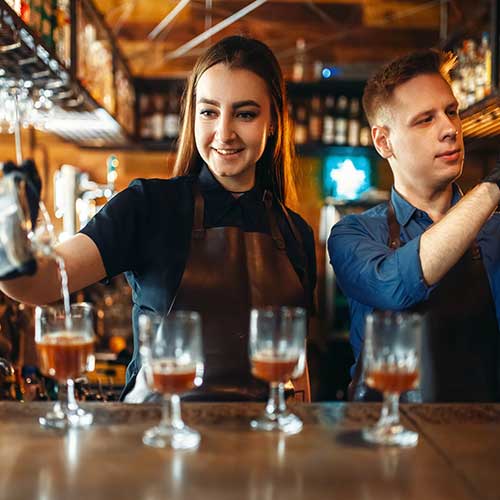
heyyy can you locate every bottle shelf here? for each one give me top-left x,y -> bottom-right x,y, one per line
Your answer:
446,0 -> 500,139
461,90 -> 500,139
0,1 -> 74,105
296,144 -> 374,157
133,77 -> 374,153
0,0 -> 134,147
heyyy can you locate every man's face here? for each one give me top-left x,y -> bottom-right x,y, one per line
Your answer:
382,73 -> 464,192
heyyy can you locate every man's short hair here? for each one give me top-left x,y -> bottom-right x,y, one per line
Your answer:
362,49 -> 457,126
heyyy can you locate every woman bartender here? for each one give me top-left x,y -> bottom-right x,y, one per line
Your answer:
0,36 -> 316,401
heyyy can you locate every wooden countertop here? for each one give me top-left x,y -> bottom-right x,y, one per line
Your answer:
0,402 -> 498,500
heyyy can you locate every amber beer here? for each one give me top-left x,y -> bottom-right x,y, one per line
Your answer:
251,355 -> 299,383
365,367 -> 419,394
152,360 -> 197,394
36,332 -> 95,381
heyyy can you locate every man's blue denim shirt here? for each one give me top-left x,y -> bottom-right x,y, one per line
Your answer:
328,184 -> 500,373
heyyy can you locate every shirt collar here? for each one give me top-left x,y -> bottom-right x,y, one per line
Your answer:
390,183 -> 463,226
197,163 -> 264,201
198,163 -> 223,192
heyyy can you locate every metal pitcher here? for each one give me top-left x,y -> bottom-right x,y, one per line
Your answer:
0,170 -> 36,278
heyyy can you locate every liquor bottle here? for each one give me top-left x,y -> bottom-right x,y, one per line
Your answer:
322,95 -> 335,145
54,0 -> 71,67
29,0 -> 43,35
334,95 -> 349,145
151,94 -> 165,141
20,0 -> 30,23
164,89 -> 180,139
139,94 -> 153,140
308,95 -> 322,143
480,32 -> 492,97
451,44 -> 466,110
40,0 -> 56,50
294,104 -> 308,145
292,38 -> 307,82
464,40 -> 476,107
359,116 -> 372,147
116,67 -> 135,135
347,97 -> 361,147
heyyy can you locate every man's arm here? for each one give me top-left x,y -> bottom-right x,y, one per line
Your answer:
0,233 -> 106,305
420,182 -> 500,286
329,214 -> 429,311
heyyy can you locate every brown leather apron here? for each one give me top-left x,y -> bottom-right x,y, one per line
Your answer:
166,185 -> 308,401
350,201 -> 499,402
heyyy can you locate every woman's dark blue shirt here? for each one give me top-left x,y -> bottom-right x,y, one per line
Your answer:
80,164 -> 316,380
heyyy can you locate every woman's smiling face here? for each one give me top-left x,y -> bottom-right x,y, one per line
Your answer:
194,63 -> 273,192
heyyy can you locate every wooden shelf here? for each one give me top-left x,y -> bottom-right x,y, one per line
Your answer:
461,91 -> 500,139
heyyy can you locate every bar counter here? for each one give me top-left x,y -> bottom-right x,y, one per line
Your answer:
0,402 -> 498,500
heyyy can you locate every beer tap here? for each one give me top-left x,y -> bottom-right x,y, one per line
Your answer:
54,155 -> 118,239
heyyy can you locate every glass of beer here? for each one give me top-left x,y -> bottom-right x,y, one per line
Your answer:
35,303 -> 96,429
362,311 -> 422,447
141,311 -> 204,449
249,307 -> 307,435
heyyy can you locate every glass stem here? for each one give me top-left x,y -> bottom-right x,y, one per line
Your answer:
265,382 -> 287,417
380,392 -> 400,427
161,394 -> 184,430
66,379 -> 78,412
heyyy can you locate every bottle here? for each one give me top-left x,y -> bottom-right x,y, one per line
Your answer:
359,121 -> 372,147
54,0 -> 71,67
29,0 -> 43,34
20,0 -> 30,23
150,94 -> 165,141
139,94 -> 153,140
452,44 -> 467,110
308,95 -> 322,143
480,32 -> 492,97
164,89 -> 180,139
292,38 -> 307,82
347,98 -> 361,147
334,95 -> 349,145
294,104 -> 308,145
40,0 -> 55,50
322,95 -> 335,145
463,40 -> 476,107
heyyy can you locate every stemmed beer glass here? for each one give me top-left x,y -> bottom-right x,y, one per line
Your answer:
35,303 -> 96,429
249,307 -> 307,435
141,311 -> 204,450
362,311 -> 422,447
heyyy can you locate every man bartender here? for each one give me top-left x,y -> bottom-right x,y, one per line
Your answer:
328,49 -> 500,402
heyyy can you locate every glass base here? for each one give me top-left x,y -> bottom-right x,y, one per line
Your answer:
362,424 -> 418,447
142,424 -> 201,450
250,412 -> 303,435
39,402 -> 93,429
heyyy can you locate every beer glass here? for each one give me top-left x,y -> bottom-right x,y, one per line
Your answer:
141,311 -> 204,449
35,303 -> 96,429
249,307 -> 306,435
362,311 -> 422,447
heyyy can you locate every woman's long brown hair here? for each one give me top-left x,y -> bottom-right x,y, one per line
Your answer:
173,36 -> 297,206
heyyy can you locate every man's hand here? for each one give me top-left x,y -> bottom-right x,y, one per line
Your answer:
482,155 -> 500,190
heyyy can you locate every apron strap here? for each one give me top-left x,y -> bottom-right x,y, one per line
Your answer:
192,182 -> 206,239
263,190 -> 286,250
276,197 -> 313,312
387,201 -> 401,249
